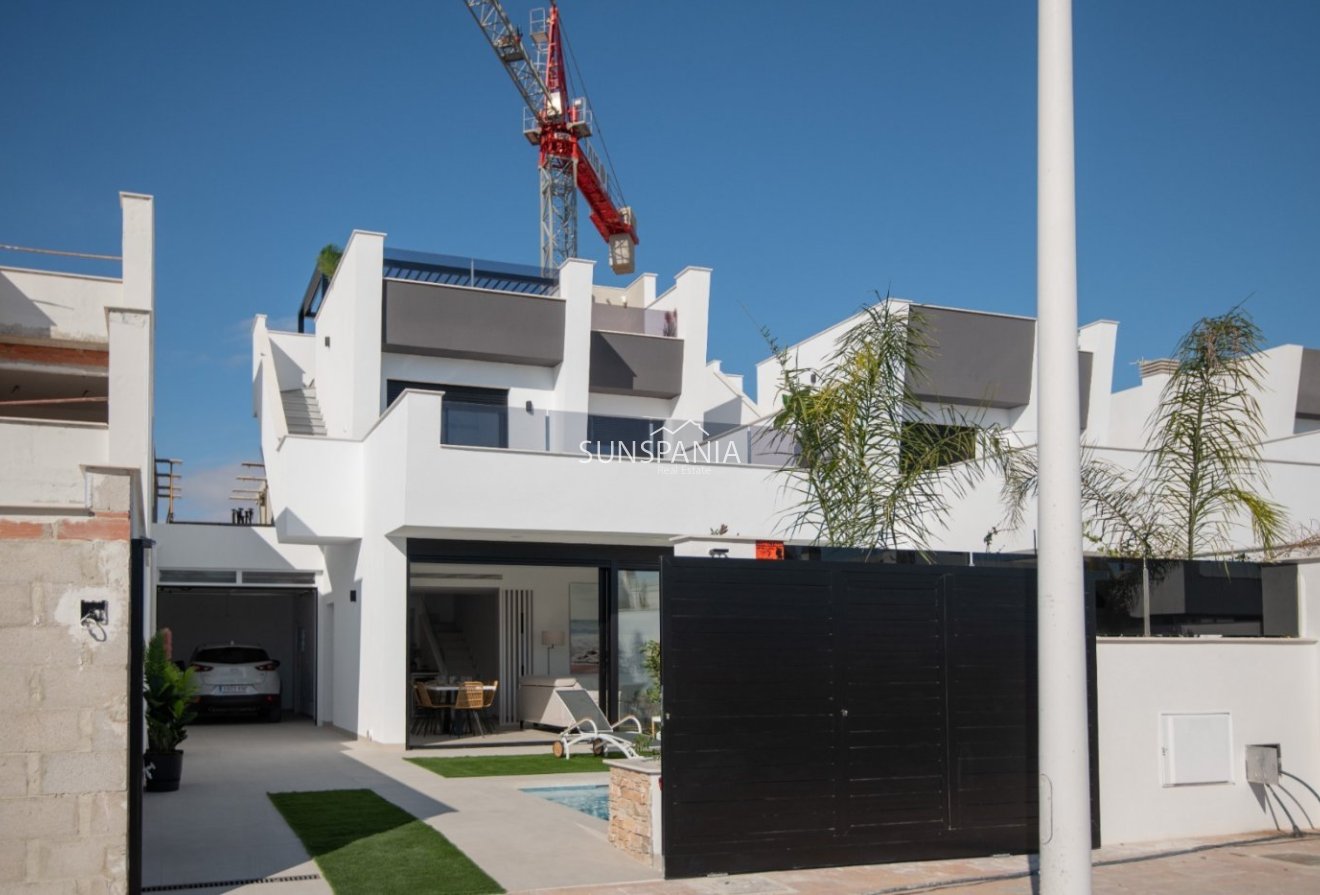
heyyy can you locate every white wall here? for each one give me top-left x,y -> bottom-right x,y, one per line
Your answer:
109,193 -> 156,519
0,267 -> 119,344
153,522 -> 325,573
312,230 -> 384,439
320,542 -> 361,732
1097,638 -> 1320,844
0,419 -> 109,509
272,435 -> 363,543
1078,319 -> 1118,443
1255,345 -> 1306,439
268,330 -> 315,390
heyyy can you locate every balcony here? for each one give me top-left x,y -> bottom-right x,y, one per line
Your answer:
588,331 -> 681,398
370,391 -> 791,542
381,251 -> 565,366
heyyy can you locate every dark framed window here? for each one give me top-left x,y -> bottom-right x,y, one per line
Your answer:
900,422 -> 977,473
387,380 -> 508,448
585,414 -> 658,457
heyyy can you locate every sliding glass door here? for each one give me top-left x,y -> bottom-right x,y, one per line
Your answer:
615,569 -> 661,724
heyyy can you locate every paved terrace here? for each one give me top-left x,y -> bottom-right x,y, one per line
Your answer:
144,720 -> 1320,895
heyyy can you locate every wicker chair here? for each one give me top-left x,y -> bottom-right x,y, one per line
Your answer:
480,680 -> 499,729
453,680 -> 488,737
412,681 -> 446,736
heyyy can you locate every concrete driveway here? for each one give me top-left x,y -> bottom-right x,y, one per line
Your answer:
142,718 -> 659,893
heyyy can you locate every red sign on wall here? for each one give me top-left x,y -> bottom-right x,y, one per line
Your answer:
755,540 -> 785,560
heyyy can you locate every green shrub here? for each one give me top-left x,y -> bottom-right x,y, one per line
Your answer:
145,630 -> 198,754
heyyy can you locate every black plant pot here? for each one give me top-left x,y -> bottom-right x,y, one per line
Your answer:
145,750 -> 184,792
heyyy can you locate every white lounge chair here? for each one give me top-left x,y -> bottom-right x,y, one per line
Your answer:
553,689 -> 643,759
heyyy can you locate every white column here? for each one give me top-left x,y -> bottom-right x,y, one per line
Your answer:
1037,1 -> 1093,892
109,192 -> 155,521
554,258 -> 595,451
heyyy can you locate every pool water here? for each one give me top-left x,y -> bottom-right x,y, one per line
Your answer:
522,784 -> 610,820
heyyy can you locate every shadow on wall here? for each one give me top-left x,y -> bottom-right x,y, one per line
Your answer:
0,271 -> 58,338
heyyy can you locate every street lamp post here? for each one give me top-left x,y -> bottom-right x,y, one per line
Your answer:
1037,0 -> 1093,892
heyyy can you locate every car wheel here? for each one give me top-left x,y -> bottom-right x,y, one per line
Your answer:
265,705 -> 282,723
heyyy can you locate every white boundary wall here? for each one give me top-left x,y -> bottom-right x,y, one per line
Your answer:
1096,637 -> 1320,843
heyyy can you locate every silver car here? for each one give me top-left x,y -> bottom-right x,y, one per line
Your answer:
189,643 -> 282,722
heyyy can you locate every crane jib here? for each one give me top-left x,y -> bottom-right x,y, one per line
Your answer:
463,0 -> 639,273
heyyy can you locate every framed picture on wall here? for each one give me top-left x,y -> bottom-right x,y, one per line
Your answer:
568,582 -> 599,674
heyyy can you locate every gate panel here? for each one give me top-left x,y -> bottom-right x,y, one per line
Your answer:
837,570 -> 948,843
945,570 -> 1037,843
661,562 -> 840,869
661,557 -> 1098,879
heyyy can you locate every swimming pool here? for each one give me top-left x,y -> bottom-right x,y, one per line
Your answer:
522,784 -> 610,820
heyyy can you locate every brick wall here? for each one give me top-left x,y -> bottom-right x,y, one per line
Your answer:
0,472 -> 133,894
608,759 -> 662,869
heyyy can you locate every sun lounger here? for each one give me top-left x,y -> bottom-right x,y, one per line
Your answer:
553,688 -> 643,759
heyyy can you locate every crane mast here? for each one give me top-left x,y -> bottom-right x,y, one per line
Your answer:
463,1 -> 639,275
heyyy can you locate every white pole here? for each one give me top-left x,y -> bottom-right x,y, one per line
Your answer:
1037,0 -> 1093,893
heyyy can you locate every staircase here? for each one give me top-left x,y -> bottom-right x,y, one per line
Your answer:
281,387 -> 325,436
433,623 -> 479,680
410,607 -> 482,680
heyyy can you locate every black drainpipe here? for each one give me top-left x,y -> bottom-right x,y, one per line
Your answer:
127,537 -> 149,895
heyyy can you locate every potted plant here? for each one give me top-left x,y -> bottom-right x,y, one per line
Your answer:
144,629 -> 198,792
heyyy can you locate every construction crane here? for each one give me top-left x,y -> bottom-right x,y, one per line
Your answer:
463,1 -> 639,276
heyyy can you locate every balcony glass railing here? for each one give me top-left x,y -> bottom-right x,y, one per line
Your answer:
434,401 -> 792,467
590,303 -> 678,337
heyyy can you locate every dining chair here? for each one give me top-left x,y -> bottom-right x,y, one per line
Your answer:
453,680 -> 487,737
412,681 -> 444,736
479,680 -> 499,729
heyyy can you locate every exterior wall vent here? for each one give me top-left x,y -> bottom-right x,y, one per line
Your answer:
157,569 -> 239,585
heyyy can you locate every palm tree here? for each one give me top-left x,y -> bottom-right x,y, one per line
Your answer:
1142,308 -> 1285,558
1006,308 -> 1285,561
766,300 -> 1026,553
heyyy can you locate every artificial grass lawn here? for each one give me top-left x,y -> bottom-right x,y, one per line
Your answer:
407,753 -> 609,778
268,789 -> 503,895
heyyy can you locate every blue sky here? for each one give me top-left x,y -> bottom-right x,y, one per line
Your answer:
2,1 -> 1317,519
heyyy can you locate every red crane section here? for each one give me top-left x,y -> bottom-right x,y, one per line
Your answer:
536,5 -> 637,255
465,1 -> 638,274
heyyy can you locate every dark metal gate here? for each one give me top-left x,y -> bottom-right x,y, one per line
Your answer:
660,557 -> 1098,878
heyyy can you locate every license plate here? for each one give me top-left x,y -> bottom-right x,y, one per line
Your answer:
218,685 -> 249,694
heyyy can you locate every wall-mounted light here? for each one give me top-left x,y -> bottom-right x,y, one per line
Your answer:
525,400 -> 535,414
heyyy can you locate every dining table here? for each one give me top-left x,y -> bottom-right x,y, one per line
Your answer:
420,682 -> 497,737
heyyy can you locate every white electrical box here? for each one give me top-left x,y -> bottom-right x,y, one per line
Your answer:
1161,712 -> 1233,786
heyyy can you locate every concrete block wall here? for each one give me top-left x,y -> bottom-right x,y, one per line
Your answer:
0,471 -> 132,894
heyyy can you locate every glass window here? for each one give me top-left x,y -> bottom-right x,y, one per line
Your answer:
900,422 -> 977,473
192,646 -> 270,664
443,401 -> 507,448
386,380 -> 508,448
586,415 -> 657,457
616,569 -> 660,723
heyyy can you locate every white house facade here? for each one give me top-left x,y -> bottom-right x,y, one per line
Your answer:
145,228 -> 1320,850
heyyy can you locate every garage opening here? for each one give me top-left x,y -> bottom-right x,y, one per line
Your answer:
157,585 -> 317,719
